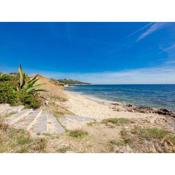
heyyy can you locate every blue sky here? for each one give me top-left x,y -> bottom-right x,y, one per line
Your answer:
0,22 -> 175,84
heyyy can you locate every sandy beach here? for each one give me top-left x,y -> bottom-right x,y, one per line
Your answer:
64,90 -> 164,121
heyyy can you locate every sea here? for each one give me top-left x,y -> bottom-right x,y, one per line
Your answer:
66,84 -> 175,111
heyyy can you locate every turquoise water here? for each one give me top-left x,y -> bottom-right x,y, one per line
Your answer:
66,85 -> 175,111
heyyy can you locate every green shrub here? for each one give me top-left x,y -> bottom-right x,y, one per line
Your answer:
0,81 -> 18,105
0,81 -> 41,109
132,127 -> 169,139
0,73 -> 14,82
20,94 -> 41,109
102,118 -> 131,126
0,65 -> 43,109
68,130 -> 88,139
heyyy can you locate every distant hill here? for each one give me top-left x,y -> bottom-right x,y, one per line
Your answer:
56,79 -> 91,85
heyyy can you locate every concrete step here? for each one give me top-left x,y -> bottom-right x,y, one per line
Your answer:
0,104 -> 24,117
0,104 -> 11,116
28,110 -> 47,135
7,109 -> 33,125
47,113 -> 65,134
15,109 -> 41,129
0,104 -> 10,110
1,104 -> 66,136
5,106 -> 24,116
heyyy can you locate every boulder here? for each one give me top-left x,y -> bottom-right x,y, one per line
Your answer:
133,106 -> 154,113
155,108 -> 175,117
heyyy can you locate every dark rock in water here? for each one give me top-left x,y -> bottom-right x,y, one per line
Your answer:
155,108 -> 175,117
126,104 -> 133,107
125,103 -> 175,117
126,104 -> 135,112
133,106 -> 154,113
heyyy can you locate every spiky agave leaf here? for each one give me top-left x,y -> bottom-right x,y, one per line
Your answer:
26,86 -> 46,94
18,64 -> 25,89
28,75 -> 38,84
26,77 -> 46,94
25,77 -> 39,89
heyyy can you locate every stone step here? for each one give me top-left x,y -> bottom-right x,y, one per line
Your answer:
28,110 -> 47,135
0,104 -> 11,116
47,113 -> 65,134
15,109 -> 41,129
1,104 -> 66,136
5,106 -> 24,116
0,104 -> 10,110
7,109 -> 33,125
0,104 -> 24,117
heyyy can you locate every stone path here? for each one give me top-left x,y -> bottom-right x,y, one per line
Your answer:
0,104 -> 65,136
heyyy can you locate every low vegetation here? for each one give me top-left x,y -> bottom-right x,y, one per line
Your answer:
0,122 -> 47,153
57,146 -> 71,153
102,118 -> 131,126
132,127 -> 169,139
0,65 -> 44,109
119,127 -> 175,152
50,95 -> 67,102
68,129 -> 88,139
87,120 -> 97,126
109,138 -> 130,147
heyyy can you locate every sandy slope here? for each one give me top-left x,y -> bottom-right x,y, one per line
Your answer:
35,74 -> 67,100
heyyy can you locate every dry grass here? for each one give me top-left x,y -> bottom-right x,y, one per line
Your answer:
51,96 -> 67,102
109,139 -> 129,147
56,146 -> 71,153
102,118 -> 131,126
68,130 -> 88,139
118,127 -> 175,153
54,107 -> 73,117
87,120 -> 97,126
132,127 -> 169,139
0,122 -> 47,153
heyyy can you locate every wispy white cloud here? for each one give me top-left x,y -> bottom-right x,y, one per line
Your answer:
164,43 -> 175,51
127,22 -> 153,38
137,22 -> 167,41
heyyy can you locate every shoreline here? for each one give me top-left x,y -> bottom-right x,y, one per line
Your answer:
65,84 -> 175,112
65,90 -> 122,105
65,90 -> 172,111
64,90 -> 175,119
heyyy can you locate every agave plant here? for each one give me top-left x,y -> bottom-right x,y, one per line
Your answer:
17,65 -> 45,95
25,75 -> 46,95
17,64 -> 26,90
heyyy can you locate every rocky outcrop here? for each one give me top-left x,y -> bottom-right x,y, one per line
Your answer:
126,104 -> 175,118
155,108 -> 175,117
